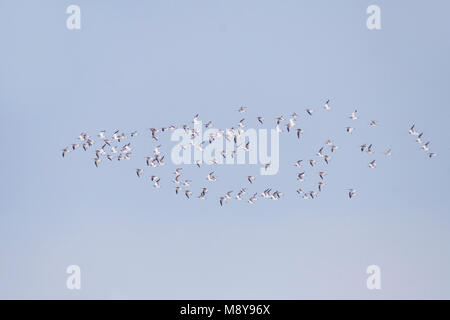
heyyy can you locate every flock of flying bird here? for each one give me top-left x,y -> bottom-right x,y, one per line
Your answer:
61,101 -> 438,206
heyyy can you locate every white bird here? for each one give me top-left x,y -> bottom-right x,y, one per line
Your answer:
428,152 -> 437,158
318,182 -> 325,192
172,175 -> 181,184
324,99 -> 330,110
349,110 -> 358,120
409,124 -> 418,135
369,120 -> 378,127
62,148 -> 70,158
421,142 -> 430,151
368,160 -> 376,168
207,172 -> 217,182
309,159 -> 316,167
296,128 -> 303,139
348,189 -> 356,199
276,116 -> 284,125
416,133 -> 423,143
306,108 -> 313,116
257,116 -> 264,124
346,127 -> 354,133
324,155 -> 331,164
185,190 -> 192,198
237,106 -> 246,113
225,191 -> 233,200
94,158 -> 101,167
319,171 -> 326,180
198,188 -> 208,199
248,193 -> 258,204
286,118 -> 295,132
248,176 -> 255,184
384,149 -> 392,156
193,114 -> 201,125
183,180 -> 191,187
316,147 -> 324,157
297,172 -> 305,181
136,168 -> 143,177
294,160 -> 303,168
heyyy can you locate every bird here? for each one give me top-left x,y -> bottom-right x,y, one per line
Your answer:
136,169 -> 143,177
93,158 -> 101,167
198,188 -> 208,199
416,133 -> 423,143
172,175 -> 181,184
306,108 -> 313,116
319,171 -> 326,180
346,127 -> 354,133
421,142 -> 430,151
237,106 -> 246,113
294,160 -> 303,168
248,176 -> 255,184
324,99 -> 330,110
257,116 -> 264,124
316,147 -> 324,157
297,172 -> 305,181
62,148 -> 70,158
428,152 -> 437,158
248,193 -> 258,204
368,160 -> 376,168
348,189 -> 356,199
349,110 -> 358,120
309,159 -> 316,167
384,149 -> 392,156
185,190 -> 192,198
296,128 -> 303,139
318,182 -> 325,192
409,124 -> 418,135
369,120 -> 378,127
207,172 -> 217,182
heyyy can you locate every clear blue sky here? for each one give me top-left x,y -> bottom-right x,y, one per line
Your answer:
0,0 -> 449,299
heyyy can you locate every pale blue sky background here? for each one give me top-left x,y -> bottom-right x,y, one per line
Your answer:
0,0 -> 449,299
